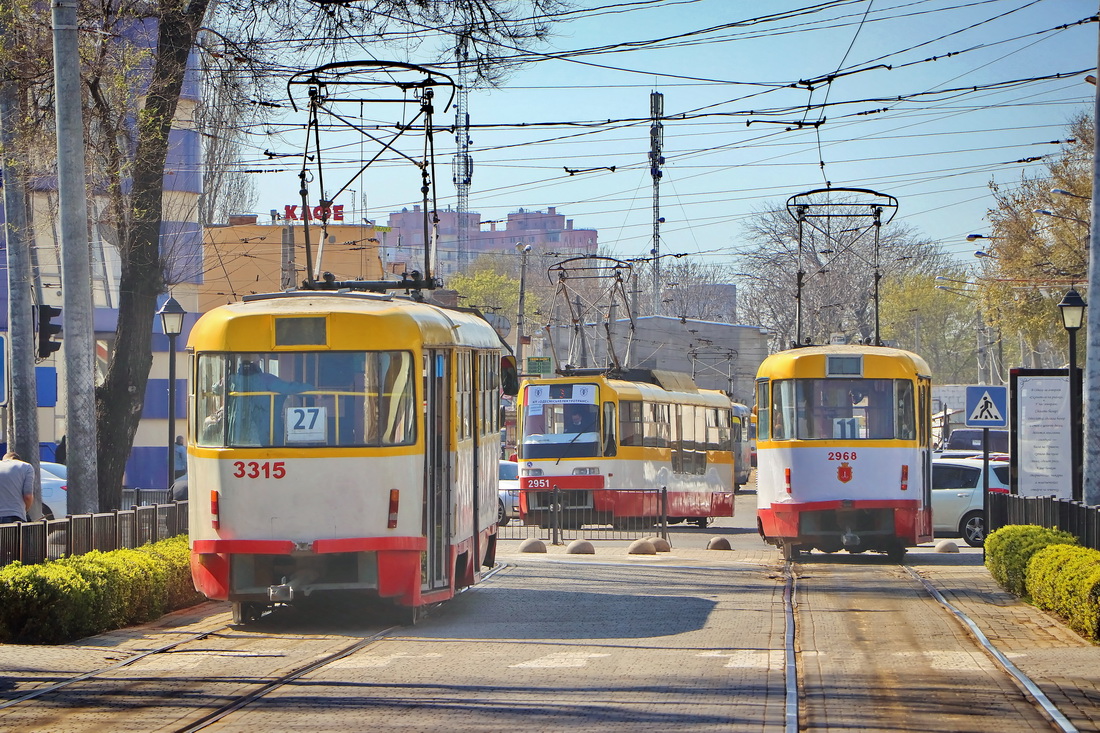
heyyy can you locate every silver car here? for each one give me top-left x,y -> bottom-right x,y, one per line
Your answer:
39,464 -> 68,520
931,457 -> 1010,547
498,460 -> 519,526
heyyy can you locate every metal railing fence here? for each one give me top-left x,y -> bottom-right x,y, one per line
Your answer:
0,501 -> 188,568
497,487 -> 675,544
988,493 -> 1100,551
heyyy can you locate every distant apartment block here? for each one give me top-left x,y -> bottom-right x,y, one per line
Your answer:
382,205 -> 598,276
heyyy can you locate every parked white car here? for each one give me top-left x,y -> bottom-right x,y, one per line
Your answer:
498,460 -> 519,526
931,457 -> 1010,547
39,465 -> 68,520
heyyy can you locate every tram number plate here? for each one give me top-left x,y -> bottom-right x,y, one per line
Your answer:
827,451 -> 857,461
232,461 -> 287,479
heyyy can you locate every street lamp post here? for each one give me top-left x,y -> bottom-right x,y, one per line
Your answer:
515,243 -> 532,372
1058,288 -> 1086,502
157,296 -> 186,491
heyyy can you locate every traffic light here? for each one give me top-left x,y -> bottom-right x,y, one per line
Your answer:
36,305 -> 62,358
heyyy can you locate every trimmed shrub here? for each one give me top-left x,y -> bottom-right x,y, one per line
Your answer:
1026,544 -> 1100,640
0,562 -> 96,644
0,536 -> 203,644
984,524 -> 1078,597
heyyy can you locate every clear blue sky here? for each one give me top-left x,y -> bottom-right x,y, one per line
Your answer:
246,0 -> 1098,268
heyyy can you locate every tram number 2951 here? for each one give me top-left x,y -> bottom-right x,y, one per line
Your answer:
232,461 -> 287,479
827,451 -> 857,461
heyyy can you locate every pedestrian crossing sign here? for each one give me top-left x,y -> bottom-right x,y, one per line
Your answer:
964,385 -> 1008,428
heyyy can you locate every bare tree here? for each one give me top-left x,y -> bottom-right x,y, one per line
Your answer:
3,0 -> 568,508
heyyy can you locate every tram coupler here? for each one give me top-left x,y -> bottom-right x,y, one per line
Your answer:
841,528 -> 861,547
268,568 -> 319,603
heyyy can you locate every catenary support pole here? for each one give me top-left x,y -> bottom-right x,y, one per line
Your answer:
0,8 -> 42,509
52,0 -> 99,512
1085,18 -> 1100,507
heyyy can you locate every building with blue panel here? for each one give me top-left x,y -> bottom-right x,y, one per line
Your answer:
0,43 -> 201,493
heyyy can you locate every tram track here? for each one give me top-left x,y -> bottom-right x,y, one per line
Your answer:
0,624 -> 232,710
782,557 -> 1080,733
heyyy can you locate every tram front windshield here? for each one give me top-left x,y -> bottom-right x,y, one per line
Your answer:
194,351 -> 416,448
520,383 -> 600,459
770,378 -> 914,441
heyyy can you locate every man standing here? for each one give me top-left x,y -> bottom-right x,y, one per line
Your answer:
173,435 -> 187,479
0,452 -> 35,524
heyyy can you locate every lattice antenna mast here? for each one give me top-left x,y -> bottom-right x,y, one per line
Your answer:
452,33 -> 473,273
649,91 -> 664,315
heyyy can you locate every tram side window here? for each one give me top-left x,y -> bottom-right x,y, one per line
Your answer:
771,380 -> 796,440
644,403 -> 670,448
709,408 -> 731,452
619,401 -> 644,447
602,402 -> 617,456
755,381 -> 770,441
895,380 -> 915,440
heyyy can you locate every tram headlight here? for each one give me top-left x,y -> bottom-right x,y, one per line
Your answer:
572,467 -> 600,476
522,468 -> 543,476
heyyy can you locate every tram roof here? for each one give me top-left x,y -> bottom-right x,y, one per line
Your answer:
523,372 -> 731,406
756,344 -> 931,380
187,290 -> 505,352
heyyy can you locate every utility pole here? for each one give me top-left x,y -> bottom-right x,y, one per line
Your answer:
1085,22 -> 1100,505
453,34 -> 472,274
52,0 -> 99,512
281,224 -> 295,289
515,243 -> 531,371
649,91 -> 663,316
1,5 -> 42,507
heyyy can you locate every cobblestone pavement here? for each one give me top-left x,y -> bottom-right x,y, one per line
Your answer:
0,489 -> 1097,731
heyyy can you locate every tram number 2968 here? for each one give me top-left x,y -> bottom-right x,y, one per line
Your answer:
827,451 -> 857,461
232,461 -> 287,479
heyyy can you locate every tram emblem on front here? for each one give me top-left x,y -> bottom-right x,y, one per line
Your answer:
837,462 -> 853,483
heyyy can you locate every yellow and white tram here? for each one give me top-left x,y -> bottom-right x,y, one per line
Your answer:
185,290 -> 515,622
516,371 -> 735,528
755,345 -> 933,560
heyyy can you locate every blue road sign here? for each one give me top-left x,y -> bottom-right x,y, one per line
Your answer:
964,385 -> 1008,428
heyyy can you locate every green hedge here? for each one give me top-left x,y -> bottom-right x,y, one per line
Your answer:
984,524 -> 1077,597
0,536 -> 204,644
1026,543 -> 1100,641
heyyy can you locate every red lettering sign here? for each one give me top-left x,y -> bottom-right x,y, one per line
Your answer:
282,204 -> 344,222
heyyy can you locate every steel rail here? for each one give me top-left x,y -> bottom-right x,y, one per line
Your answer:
904,566 -> 1077,733
0,625 -> 228,709
176,563 -> 507,732
173,626 -> 399,733
783,560 -> 799,733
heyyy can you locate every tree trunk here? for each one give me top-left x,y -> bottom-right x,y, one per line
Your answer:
95,0 -> 208,509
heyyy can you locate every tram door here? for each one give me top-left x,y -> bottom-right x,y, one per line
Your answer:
423,350 -> 451,590
917,378 -> 933,539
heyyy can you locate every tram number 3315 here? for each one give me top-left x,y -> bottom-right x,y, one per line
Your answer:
232,461 -> 287,479
827,451 -> 857,461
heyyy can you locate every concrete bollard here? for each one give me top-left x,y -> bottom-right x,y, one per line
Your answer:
566,539 -> 595,554
519,538 -> 547,553
935,539 -> 960,553
707,537 -> 732,550
646,536 -> 671,552
627,538 -> 657,555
